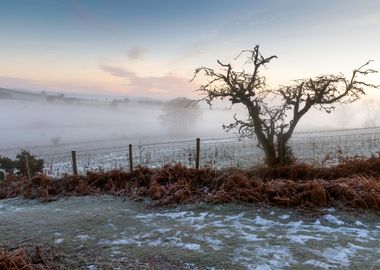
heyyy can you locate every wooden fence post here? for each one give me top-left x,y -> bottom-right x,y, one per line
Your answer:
129,144 -> 133,171
24,152 -> 31,180
71,151 -> 78,175
195,138 -> 200,169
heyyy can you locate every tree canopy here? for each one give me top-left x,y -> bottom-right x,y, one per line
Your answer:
193,45 -> 378,166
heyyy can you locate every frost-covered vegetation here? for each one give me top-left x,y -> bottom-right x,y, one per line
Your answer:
2,159 -> 380,210
1,196 -> 379,269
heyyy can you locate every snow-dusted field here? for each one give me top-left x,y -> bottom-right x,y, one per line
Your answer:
18,126 -> 380,176
0,196 -> 379,269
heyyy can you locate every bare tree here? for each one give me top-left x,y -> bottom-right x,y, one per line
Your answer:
192,45 -> 378,166
362,98 -> 380,128
159,97 -> 202,137
51,136 -> 61,146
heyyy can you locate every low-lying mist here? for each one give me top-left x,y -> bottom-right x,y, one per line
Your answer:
0,92 -> 379,153
0,98 -> 228,150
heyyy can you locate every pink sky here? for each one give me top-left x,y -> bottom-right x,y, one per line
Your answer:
0,0 -> 379,99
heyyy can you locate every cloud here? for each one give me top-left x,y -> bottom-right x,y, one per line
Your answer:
100,65 -> 135,78
147,88 -> 169,94
128,47 -> 146,60
100,64 -> 195,97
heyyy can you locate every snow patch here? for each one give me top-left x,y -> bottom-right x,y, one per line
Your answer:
181,243 -> 201,251
254,216 -> 276,226
98,238 -> 133,245
75,234 -> 91,241
234,246 -> 296,270
321,245 -> 355,267
303,259 -> 332,269
323,214 -> 345,225
340,227 -> 373,242
106,223 -> 117,230
286,234 -> 322,244
159,211 -> 190,219
205,236 -> 223,251
354,220 -> 366,227
147,239 -> 162,246
322,208 -> 336,212
54,238 -> 64,244
224,213 -> 245,222
154,228 -> 171,234
239,231 -> 264,242
167,237 -> 201,251
216,228 -> 235,238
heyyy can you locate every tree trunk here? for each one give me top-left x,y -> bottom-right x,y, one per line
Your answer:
261,135 -> 293,167
277,134 -> 285,166
262,142 -> 277,167
277,134 -> 293,166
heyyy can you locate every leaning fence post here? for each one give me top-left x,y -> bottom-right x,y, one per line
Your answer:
24,152 -> 31,181
129,144 -> 133,171
71,151 -> 78,175
195,138 -> 200,169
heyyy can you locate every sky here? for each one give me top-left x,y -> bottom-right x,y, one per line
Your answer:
0,0 -> 379,99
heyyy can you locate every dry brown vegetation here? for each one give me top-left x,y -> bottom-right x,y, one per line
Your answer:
0,245 -> 60,270
0,245 -> 188,270
1,157 -> 380,210
249,156 -> 380,180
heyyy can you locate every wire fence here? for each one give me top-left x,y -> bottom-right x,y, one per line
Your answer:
4,127 -> 380,177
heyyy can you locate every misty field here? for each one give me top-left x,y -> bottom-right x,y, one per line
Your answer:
2,126 -> 377,177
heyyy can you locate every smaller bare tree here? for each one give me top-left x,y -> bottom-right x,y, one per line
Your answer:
51,136 -> 61,146
159,97 -> 202,137
193,45 -> 378,166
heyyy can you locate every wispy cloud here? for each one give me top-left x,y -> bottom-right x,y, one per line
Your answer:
99,65 -> 135,78
100,64 -> 194,97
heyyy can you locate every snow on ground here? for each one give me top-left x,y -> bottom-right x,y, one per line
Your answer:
0,196 -> 379,269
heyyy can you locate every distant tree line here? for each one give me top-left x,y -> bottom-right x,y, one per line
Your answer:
110,97 -> 130,107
